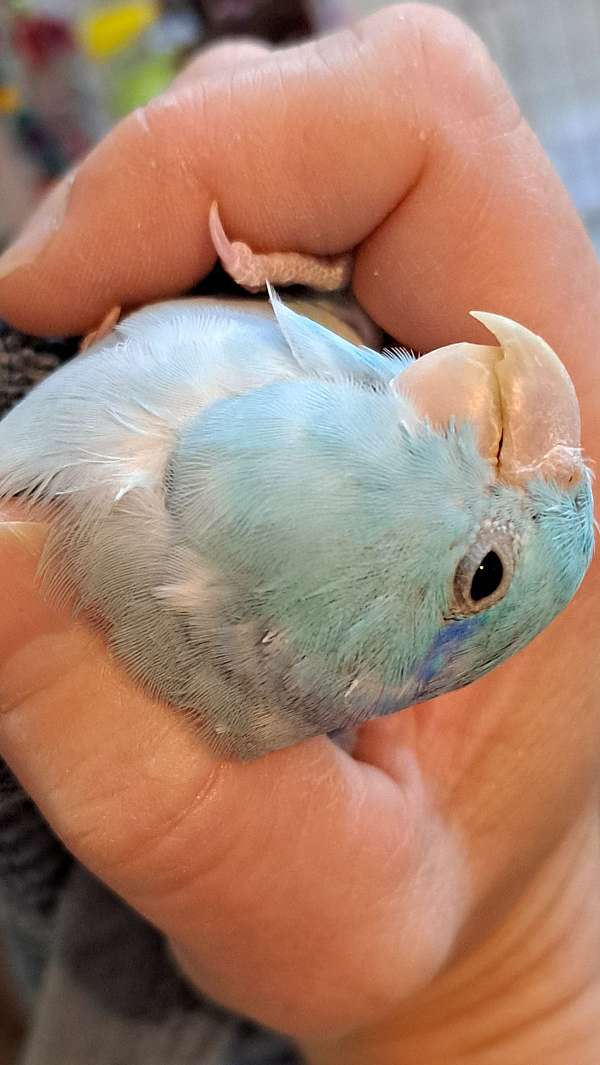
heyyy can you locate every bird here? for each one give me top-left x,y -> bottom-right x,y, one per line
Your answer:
0,222 -> 593,759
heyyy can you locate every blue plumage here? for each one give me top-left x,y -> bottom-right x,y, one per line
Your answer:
0,293 -> 593,757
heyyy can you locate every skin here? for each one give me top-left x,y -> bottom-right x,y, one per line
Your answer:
0,6 -> 599,1063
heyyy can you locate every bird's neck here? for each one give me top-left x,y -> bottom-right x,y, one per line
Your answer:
301,808 -> 600,1065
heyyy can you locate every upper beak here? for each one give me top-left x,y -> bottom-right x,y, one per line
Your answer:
390,311 -> 583,488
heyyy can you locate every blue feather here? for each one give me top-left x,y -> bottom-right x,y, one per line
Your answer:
0,294 -> 594,758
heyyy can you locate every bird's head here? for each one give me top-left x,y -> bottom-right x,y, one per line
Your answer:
167,302 -> 595,739
354,311 -> 595,713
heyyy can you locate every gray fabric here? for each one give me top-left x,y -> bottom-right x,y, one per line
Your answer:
17,868 -> 298,1065
0,325 -> 77,418
0,761 -> 70,1008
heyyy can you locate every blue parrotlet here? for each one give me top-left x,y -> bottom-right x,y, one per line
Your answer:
0,210 -> 593,758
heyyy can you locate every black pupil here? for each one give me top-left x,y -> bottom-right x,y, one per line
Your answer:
470,551 -> 504,602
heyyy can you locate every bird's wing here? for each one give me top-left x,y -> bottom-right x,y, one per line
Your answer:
0,293 -> 408,509
266,283 -> 411,384
0,299 -> 287,506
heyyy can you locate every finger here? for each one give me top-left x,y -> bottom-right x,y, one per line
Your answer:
0,513 -> 466,1037
1,0 -> 597,397
169,39 -> 271,88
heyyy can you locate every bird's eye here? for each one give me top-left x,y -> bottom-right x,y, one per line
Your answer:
470,551 -> 504,602
451,528 -> 516,616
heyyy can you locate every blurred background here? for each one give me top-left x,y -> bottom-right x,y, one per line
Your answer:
1,0 -> 600,254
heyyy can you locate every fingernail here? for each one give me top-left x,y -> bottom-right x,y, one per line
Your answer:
0,522 -> 48,555
0,173 -> 74,282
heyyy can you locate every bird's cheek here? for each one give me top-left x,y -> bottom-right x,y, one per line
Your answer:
423,618 -> 483,683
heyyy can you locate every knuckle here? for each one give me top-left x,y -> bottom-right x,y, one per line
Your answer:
381,3 -> 521,135
66,755 -> 229,900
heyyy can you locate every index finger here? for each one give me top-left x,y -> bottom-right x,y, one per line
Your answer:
1,4 -> 599,407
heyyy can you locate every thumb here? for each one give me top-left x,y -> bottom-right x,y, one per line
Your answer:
0,509 -> 221,875
0,513 -> 451,1039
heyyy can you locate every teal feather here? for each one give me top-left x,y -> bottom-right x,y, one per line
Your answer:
0,294 -> 593,758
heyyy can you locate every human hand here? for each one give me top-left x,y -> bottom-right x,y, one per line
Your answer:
0,6 -> 599,1064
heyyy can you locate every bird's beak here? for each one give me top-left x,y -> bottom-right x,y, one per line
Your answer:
390,312 -> 583,488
